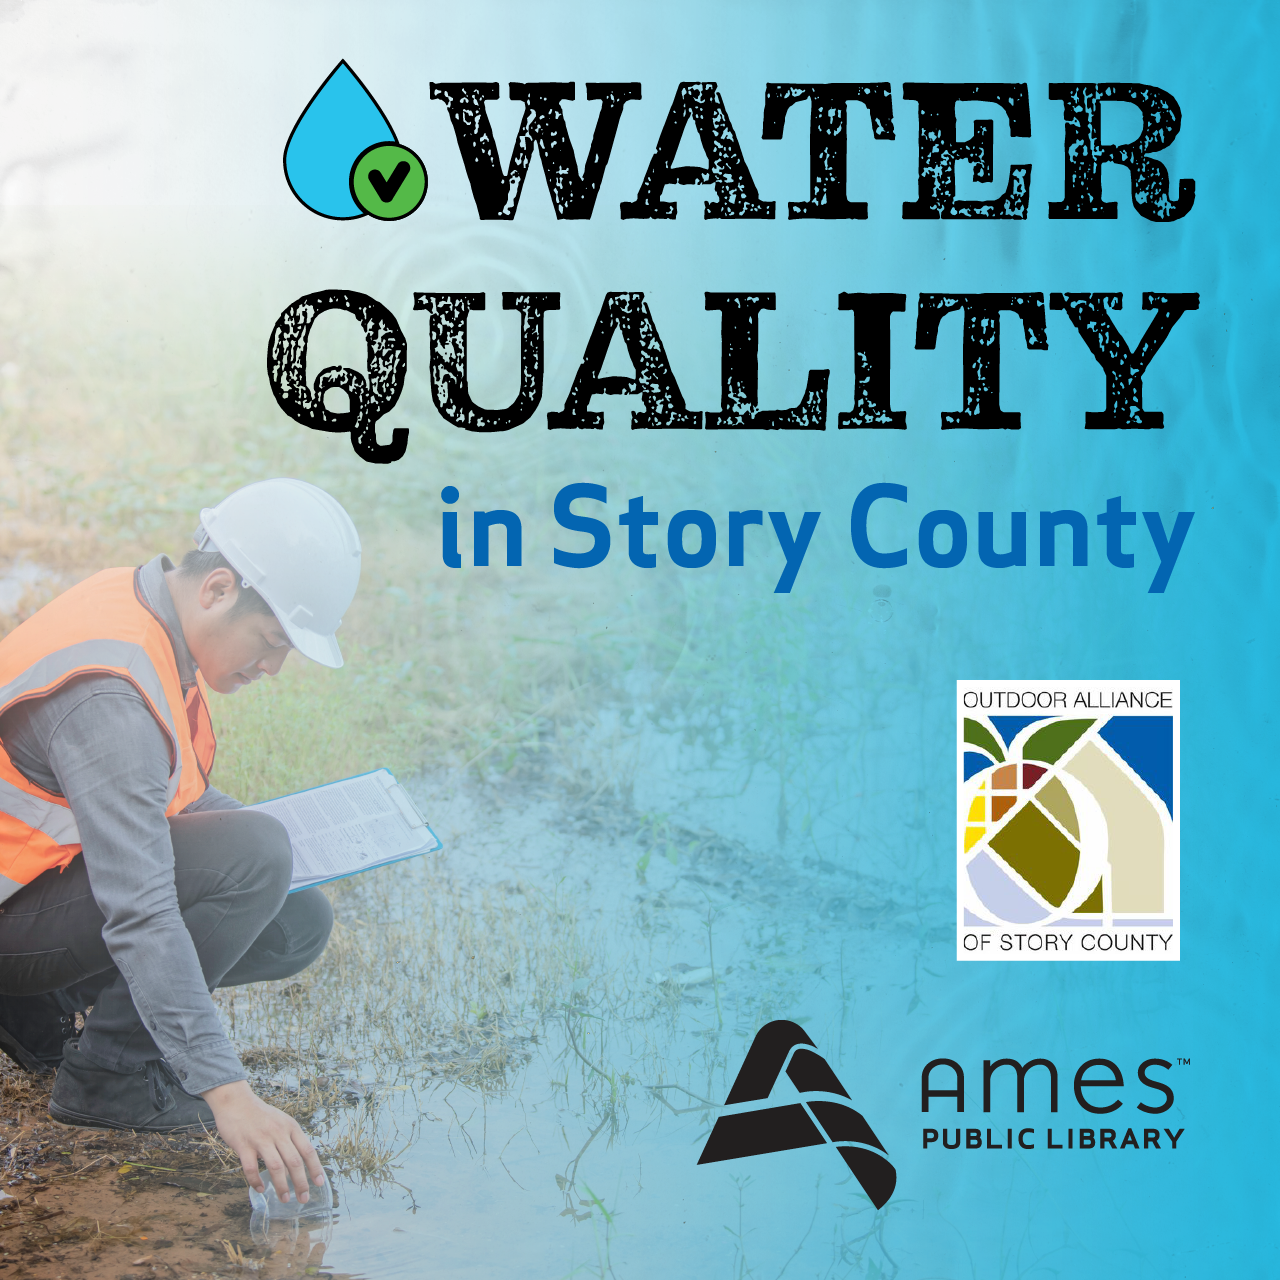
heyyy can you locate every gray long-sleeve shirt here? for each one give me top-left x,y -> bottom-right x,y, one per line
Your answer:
0,556 -> 247,1093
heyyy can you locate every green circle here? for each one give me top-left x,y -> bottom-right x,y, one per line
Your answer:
349,142 -> 427,220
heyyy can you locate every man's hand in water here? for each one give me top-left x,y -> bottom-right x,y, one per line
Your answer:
203,1079 -> 325,1201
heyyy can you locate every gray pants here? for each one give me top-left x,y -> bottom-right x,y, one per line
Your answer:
0,809 -> 332,1072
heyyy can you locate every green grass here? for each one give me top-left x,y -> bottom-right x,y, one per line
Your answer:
0,222 -> 856,1193
0,226 -> 649,1181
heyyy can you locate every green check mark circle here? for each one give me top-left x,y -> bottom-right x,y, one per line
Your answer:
349,142 -> 428,220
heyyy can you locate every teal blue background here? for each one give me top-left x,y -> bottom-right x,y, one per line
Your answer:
280,3 -> 1273,1272
4,0 -> 1268,1272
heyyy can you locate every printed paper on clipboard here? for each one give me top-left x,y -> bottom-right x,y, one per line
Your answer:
248,768 -> 442,892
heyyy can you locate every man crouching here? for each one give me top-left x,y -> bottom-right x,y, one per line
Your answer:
0,478 -> 362,1205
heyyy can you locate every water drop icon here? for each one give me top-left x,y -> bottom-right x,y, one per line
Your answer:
284,62 -> 397,219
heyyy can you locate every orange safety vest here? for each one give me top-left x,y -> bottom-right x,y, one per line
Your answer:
0,566 -> 215,901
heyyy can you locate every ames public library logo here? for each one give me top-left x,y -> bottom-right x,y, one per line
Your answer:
699,1023 -> 1190,1198
697,1021 -> 897,1209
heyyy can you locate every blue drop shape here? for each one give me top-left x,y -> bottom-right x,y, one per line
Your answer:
284,62 -> 396,219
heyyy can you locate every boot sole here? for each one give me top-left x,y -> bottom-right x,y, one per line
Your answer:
48,1099 -> 213,1134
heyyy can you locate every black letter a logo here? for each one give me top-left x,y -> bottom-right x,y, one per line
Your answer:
697,1021 -> 896,1209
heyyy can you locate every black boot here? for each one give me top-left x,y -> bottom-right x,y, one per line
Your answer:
49,1040 -> 215,1133
0,992 -> 77,1074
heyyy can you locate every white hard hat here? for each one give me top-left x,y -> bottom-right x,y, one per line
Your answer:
193,479 -> 361,668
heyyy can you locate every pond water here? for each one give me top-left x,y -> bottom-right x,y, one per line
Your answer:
277,732 -> 941,1280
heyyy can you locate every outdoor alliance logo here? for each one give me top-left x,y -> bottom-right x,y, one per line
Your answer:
957,679 -> 1179,961
698,1021 -> 897,1209
283,62 -> 428,221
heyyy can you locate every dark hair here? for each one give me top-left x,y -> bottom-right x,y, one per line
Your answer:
178,550 -> 276,620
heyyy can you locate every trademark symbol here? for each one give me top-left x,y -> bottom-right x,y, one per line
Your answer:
1177,1056 -> 1190,1066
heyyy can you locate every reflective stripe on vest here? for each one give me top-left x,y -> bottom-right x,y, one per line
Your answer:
0,567 -> 215,902
0,637 -> 184,809
0,771 -> 82,845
